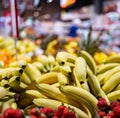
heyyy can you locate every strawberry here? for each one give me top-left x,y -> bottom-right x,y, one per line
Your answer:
62,107 -> 76,118
28,108 -> 38,116
110,100 -> 120,110
3,108 -> 15,118
98,110 -> 106,118
31,115 -> 38,118
113,105 -> 120,117
55,105 -> 66,117
0,115 -> 4,118
40,107 -> 54,117
12,109 -> 23,118
106,111 -> 117,118
97,98 -> 108,110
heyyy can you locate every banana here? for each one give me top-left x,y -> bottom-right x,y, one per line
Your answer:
87,66 -> 109,104
107,90 -> 120,101
25,90 -> 47,98
56,51 -> 77,65
20,72 -> 31,85
57,72 -> 69,85
0,87 -> 14,99
9,76 -> 24,92
33,98 -> 89,118
59,65 -> 72,76
72,68 -> 81,87
24,63 -> 41,81
51,82 -> 60,87
102,71 -> 120,94
114,84 -> 120,91
0,67 -> 23,80
74,57 -> 87,82
60,85 -> 98,108
77,50 -> 97,74
8,60 -> 27,69
104,54 -> 120,63
36,72 -> 58,84
36,83 -> 82,108
103,65 -> 120,83
0,79 -> 9,88
97,63 -> 119,74
32,62 -> 44,72
19,82 -> 28,89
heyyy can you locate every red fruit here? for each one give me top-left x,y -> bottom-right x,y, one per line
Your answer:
3,108 -> 15,118
110,100 -> 120,110
28,108 -> 38,115
113,105 -> 120,117
0,115 -> 4,118
31,115 -> 38,118
97,98 -> 108,109
56,105 -> 66,116
106,111 -> 117,118
62,107 -> 76,118
98,110 -> 107,118
52,116 -> 59,118
40,107 -> 54,116
13,109 -> 23,118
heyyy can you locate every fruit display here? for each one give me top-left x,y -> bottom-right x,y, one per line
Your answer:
0,49 -> 120,117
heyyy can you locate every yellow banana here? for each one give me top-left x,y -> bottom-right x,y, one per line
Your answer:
0,79 -> 9,88
33,98 -> 89,118
114,84 -> 120,91
32,62 -> 44,72
24,63 -> 41,81
9,76 -> 24,92
56,51 -> 77,65
0,67 -> 23,80
102,71 -> 120,94
19,82 -> 28,89
8,60 -> 27,69
20,72 -> 31,85
59,65 -> 72,76
104,54 -> 120,63
78,50 -> 97,74
60,85 -> 98,108
103,65 -> 120,83
51,82 -> 60,87
48,55 -> 56,70
25,90 -> 47,98
107,90 -> 120,101
57,72 -> 69,85
87,66 -> 109,104
97,63 -> 119,74
36,72 -> 58,84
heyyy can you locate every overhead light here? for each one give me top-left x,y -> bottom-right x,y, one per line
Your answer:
47,0 -> 53,3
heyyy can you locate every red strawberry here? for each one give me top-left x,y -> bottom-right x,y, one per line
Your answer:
106,111 -> 117,118
113,105 -> 120,117
0,115 -> 4,118
110,100 -> 120,110
12,109 -> 23,118
52,116 -> 59,118
40,107 -> 54,116
97,98 -> 108,109
55,105 -> 66,116
98,110 -> 107,118
31,115 -> 38,118
62,107 -> 76,118
28,108 -> 38,115
3,108 -> 15,118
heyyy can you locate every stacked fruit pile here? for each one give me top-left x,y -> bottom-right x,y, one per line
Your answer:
0,50 -> 120,118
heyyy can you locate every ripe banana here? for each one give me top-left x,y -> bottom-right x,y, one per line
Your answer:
60,85 -> 98,108
0,67 -> 23,80
87,66 -> 109,104
25,89 -> 47,98
104,54 -> 120,63
24,63 -> 41,81
36,72 -> 58,84
78,50 -> 97,74
57,72 -> 69,85
97,63 -> 119,74
32,62 -> 44,72
103,65 -> 120,83
114,84 -> 120,91
8,60 -> 27,69
51,82 -> 60,87
36,83 -> 82,108
102,71 -> 120,94
9,76 -> 24,92
33,98 -> 89,118
107,90 -> 120,101
20,72 -> 31,85
19,82 -> 28,89
0,79 -> 9,88
59,65 -> 72,76
56,51 -> 77,65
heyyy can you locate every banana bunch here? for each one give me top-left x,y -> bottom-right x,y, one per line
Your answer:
96,54 -> 120,101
